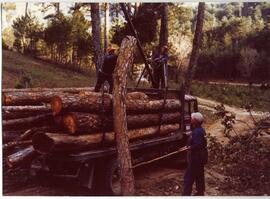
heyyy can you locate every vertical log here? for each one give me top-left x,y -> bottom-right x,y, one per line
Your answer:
184,2 -> 205,94
113,36 -> 137,195
90,3 -> 103,75
159,3 -> 168,51
104,3 -> 110,52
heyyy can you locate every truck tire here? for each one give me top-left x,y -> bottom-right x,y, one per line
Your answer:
99,158 -> 121,195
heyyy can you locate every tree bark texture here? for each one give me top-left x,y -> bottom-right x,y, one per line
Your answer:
90,3 -> 103,74
3,113 -> 54,131
112,36 -> 137,195
159,3 -> 168,51
51,92 -> 180,115
2,105 -> 51,120
32,124 -> 180,154
184,2 -> 205,94
62,112 -> 181,134
104,3 -> 110,52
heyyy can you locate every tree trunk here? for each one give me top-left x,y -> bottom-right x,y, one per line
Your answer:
90,3 -> 103,75
6,146 -> 38,168
3,140 -> 32,151
32,124 -> 180,154
51,92 -> 181,115
184,2 -> 205,94
113,36 -> 137,195
104,3 -> 110,53
2,91 -> 64,106
62,112 -> 181,134
159,3 -> 168,51
25,2 -> 28,17
2,105 -> 51,120
3,113 -> 54,131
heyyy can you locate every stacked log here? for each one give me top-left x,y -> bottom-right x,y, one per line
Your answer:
2,88 -> 182,169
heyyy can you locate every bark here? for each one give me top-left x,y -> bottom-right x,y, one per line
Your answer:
2,87 -> 94,93
3,131 -> 23,143
104,3 -> 110,52
6,146 -> 38,168
184,2 -> 205,94
159,3 -> 168,51
3,140 -> 32,150
2,105 -> 51,120
3,113 -> 54,131
51,92 -> 180,115
2,91 -> 64,106
90,3 -> 103,75
62,112 -> 181,134
32,124 -> 180,154
113,36 -> 137,195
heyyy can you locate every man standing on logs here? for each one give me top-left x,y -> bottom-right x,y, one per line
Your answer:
150,45 -> 169,89
94,46 -> 118,94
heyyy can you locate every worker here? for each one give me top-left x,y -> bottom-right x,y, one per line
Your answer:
94,46 -> 118,94
151,45 -> 169,89
182,112 -> 208,196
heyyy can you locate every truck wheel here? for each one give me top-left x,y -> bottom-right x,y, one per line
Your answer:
101,158 -> 121,195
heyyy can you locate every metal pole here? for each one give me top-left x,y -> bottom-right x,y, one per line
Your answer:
120,3 -> 155,87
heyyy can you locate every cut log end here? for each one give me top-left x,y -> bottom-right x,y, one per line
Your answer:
63,113 -> 77,134
32,133 -> 54,154
51,96 -> 62,115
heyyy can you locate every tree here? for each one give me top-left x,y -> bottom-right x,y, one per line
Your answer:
184,2 -> 206,94
159,3 -> 168,51
90,3 -> 103,75
237,47 -> 259,84
104,3 -> 110,52
113,36 -> 137,196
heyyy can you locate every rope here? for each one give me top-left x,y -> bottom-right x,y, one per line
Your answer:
100,83 -> 107,145
158,63 -> 168,134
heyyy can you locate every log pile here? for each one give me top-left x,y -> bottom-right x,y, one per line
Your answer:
2,88 -> 182,168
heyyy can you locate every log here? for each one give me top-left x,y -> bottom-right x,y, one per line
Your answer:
112,35 -> 136,195
3,140 -> 32,150
6,146 -> 38,168
3,113 -> 54,131
51,92 -> 112,115
51,93 -> 180,115
2,91 -> 62,106
2,105 -> 51,120
63,112 -> 181,134
3,131 -> 23,143
32,124 -> 180,154
2,87 -> 94,93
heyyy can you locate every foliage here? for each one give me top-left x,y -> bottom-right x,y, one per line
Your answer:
237,47 -> 259,81
191,81 -> 270,111
208,105 -> 270,194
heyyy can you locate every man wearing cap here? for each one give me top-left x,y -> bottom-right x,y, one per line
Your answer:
151,45 -> 169,88
94,47 -> 118,94
182,112 -> 208,196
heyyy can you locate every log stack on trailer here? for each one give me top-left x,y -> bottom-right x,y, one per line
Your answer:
2,88 -> 183,169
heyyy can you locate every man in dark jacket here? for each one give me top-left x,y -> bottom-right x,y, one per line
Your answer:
94,47 -> 118,94
182,112 -> 208,196
151,45 -> 169,89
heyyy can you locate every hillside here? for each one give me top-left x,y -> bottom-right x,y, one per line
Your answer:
2,50 -> 95,88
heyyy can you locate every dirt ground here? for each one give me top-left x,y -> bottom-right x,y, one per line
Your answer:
3,98 -> 269,196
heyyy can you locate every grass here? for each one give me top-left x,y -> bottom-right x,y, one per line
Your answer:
2,50 -> 96,88
190,81 -> 270,111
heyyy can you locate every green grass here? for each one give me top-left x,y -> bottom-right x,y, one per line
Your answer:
190,81 -> 270,111
2,50 -> 96,88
